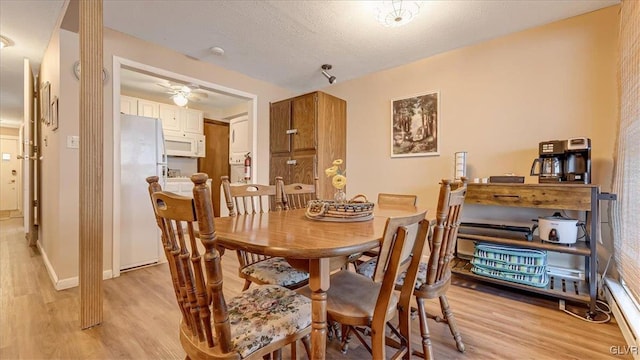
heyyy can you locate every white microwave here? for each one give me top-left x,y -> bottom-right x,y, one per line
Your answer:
165,132 -> 205,158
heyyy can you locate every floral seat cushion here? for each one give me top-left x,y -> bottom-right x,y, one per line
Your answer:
227,284 -> 312,358
357,258 -> 428,289
241,257 -> 309,287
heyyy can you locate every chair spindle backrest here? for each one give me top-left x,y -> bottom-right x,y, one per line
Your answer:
275,176 -> 318,210
221,175 -> 280,267
426,178 -> 468,285
221,176 -> 279,216
146,174 -> 232,353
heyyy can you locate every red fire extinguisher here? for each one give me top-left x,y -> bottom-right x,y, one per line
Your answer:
244,152 -> 252,182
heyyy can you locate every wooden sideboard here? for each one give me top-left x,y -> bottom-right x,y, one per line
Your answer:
453,183 -> 613,318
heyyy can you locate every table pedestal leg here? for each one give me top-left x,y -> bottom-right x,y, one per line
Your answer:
309,258 -> 330,360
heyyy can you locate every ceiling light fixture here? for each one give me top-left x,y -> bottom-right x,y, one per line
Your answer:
0,35 -> 14,49
321,64 -> 337,84
376,0 -> 422,27
210,46 -> 225,56
172,92 -> 188,107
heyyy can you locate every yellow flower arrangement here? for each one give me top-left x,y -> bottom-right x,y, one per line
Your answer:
325,159 -> 346,190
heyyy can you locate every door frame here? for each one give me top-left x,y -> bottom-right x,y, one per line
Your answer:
111,56 -> 258,278
23,58 -> 38,245
0,134 -> 22,213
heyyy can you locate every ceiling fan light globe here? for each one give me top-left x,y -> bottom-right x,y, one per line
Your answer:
172,93 -> 188,107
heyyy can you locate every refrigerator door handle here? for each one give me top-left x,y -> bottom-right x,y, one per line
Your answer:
157,118 -> 167,165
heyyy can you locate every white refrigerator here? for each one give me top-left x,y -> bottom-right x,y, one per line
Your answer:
120,114 -> 167,271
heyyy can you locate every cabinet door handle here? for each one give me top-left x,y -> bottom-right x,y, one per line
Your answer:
286,129 -> 298,135
286,159 -> 297,165
493,194 -> 520,199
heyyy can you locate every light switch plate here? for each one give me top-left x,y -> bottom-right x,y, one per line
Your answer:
67,135 -> 80,149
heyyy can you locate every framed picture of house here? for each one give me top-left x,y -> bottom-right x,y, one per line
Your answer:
51,96 -> 59,131
391,91 -> 439,157
40,81 -> 50,125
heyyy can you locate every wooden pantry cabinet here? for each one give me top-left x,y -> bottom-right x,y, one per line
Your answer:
269,91 -> 346,200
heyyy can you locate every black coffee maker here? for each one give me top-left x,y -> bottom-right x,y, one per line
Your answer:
530,140 -> 565,183
564,137 -> 591,183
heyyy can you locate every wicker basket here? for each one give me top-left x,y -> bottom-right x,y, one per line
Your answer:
305,195 -> 374,222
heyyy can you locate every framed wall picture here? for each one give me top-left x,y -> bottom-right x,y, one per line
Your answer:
391,91 -> 439,157
40,81 -> 50,124
51,96 -> 59,131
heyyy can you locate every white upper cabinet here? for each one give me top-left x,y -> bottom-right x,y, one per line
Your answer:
230,116 -> 250,154
120,96 -> 160,118
138,99 -> 160,118
159,103 -> 203,135
120,95 -> 137,115
182,108 -> 204,134
121,95 -> 204,135
159,103 -> 182,132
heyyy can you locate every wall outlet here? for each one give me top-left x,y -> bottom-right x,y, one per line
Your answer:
67,135 -> 80,149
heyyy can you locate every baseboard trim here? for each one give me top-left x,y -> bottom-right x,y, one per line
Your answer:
38,241 -> 114,290
38,240 -> 60,288
605,277 -> 639,359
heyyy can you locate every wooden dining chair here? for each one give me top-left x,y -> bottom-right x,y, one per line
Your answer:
412,178 -> 467,359
300,210 -> 429,359
221,175 -> 310,291
275,177 -> 318,210
145,174 -> 312,359
350,193 -> 420,270
358,179 -> 468,359
377,193 -> 418,207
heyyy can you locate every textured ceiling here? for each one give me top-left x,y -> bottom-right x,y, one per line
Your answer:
0,0 -> 620,127
103,0 -> 619,92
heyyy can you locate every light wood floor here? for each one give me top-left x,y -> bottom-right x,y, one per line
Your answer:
0,217 -> 630,359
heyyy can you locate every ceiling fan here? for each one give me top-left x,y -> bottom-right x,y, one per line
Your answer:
157,82 -> 208,106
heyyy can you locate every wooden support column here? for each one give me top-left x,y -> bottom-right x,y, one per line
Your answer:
79,0 -> 104,329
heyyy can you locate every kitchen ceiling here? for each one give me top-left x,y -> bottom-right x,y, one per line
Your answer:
119,68 -> 250,115
0,0 -> 620,127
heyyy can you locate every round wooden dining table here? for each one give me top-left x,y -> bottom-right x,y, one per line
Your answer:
213,204 -> 425,360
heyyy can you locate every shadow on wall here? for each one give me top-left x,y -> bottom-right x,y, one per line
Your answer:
464,148 -> 536,183
592,157 -> 614,276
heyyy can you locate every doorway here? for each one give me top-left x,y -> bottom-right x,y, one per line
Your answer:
198,119 -> 230,217
0,135 -> 21,216
111,56 -> 258,278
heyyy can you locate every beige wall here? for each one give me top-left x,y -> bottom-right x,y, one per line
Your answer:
38,28 -> 67,280
325,6 -> 619,210
40,26 -> 293,286
0,127 -> 19,136
324,6 -> 619,270
39,6 -> 619,286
